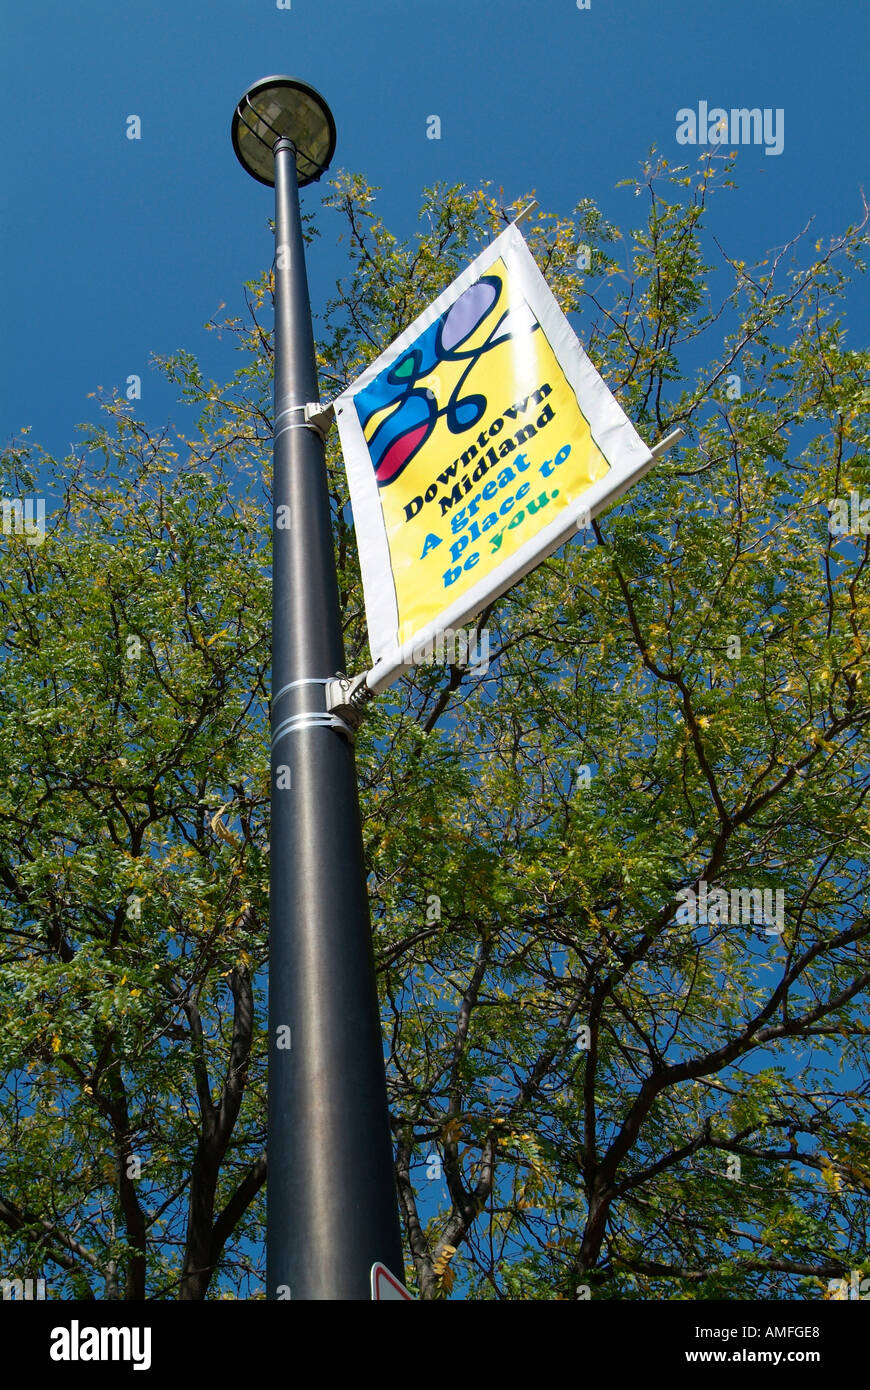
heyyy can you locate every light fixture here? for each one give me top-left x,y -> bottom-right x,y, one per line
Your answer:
231,75 -> 336,187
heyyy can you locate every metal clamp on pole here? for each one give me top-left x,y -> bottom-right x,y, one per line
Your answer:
304,401 -> 335,439
325,670 -> 374,734
273,401 -> 335,443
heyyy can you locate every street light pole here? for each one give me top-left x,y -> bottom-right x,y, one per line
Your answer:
232,78 -> 404,1300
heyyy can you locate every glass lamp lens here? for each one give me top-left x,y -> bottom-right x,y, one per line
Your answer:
233,79 -> 335,186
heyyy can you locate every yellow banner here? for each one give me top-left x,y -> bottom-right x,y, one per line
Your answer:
358,256 -> 610,643
335,225 -> 652,681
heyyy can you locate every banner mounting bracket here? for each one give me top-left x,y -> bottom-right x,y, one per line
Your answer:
304,401 -> 335,438
510,199 -> 538,228
325,670 -> 374,732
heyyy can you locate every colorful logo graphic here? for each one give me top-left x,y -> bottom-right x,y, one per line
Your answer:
354,273 -> 540,487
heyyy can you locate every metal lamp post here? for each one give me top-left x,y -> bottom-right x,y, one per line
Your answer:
231,76 -> 404,1300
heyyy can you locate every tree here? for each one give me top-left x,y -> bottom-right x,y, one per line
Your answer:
1,149 -> 868,1300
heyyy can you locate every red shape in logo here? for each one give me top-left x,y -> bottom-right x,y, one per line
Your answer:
375,422 -> 431,485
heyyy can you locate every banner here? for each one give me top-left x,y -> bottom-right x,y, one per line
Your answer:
334,223 -> 654,691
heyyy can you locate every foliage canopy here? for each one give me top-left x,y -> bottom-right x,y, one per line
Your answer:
1,151 -> 868,1299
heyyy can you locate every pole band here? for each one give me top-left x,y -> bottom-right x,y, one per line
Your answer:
273,420 -> 324,443
271,678 -> 356,741
272,676 -> 331,708
271,710 -> 355,745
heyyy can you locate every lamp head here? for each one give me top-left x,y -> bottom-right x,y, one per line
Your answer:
231,75 -> 336,187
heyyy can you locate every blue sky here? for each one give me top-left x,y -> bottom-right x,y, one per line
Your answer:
2,0 -> 866,463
